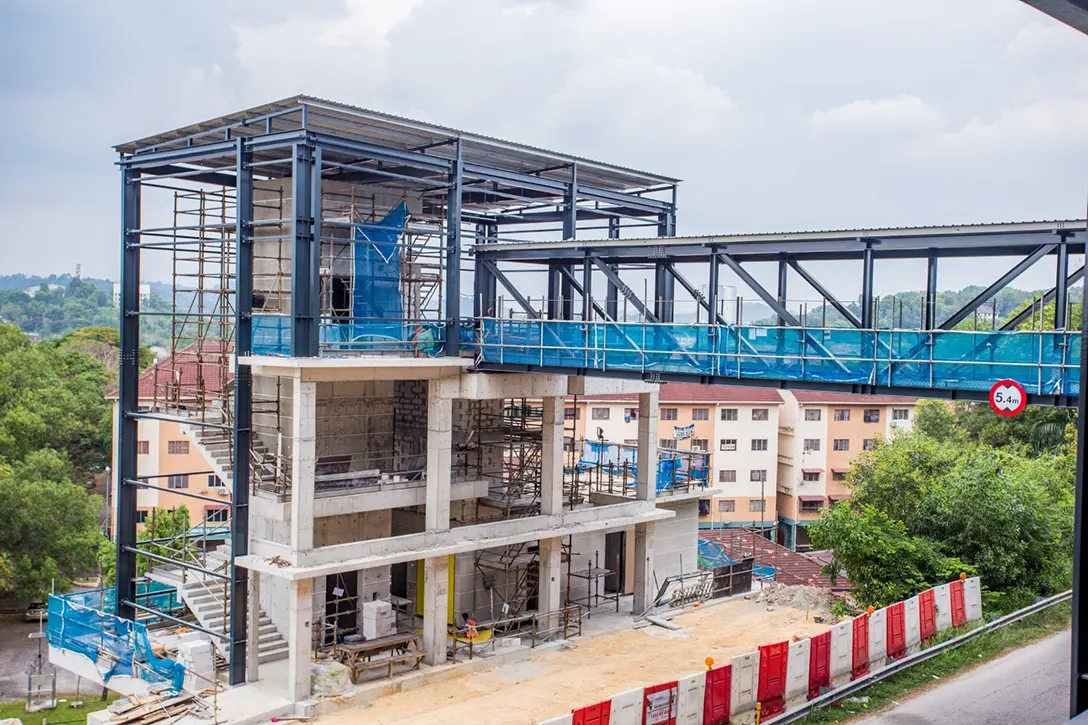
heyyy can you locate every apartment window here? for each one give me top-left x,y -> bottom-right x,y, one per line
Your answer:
564,436 -> 576,452
167,440 -> 190,455
661,408 -> 679,421
205,507 -> 229,524
719,469 -> 737,483
803,438 -> 820,452
752,408 -> 769,421
660,439 -> 677,449
864,409 -> 881,423
721,408 -> 738,421
624,407 -> 639,421
137,440 -> 150,455
801,499 -> 824,513
135,510 -> 149,524
167,474 -> 189,489
749,500 -> 766,513
802,471 -> 821,482
564,407 -> 580,421
833,438 -> 850,452
804,409 -> 822,421
832,471 -> 847,481
207,475 -> 223,488
751,439 -> 768,452
893,408 -> 910,421
720,439 -> 737,452
692,408 -> 710,421
692,438 -> 709,452
592,407 -> 610,421
719,500 -> 736,513
863,438 -> 878,451
834,409 -> 850,422
750,469 -> 767,482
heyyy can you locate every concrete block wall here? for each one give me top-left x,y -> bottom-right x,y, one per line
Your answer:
452,399 -> 505,480
315,380 -> 395,471
654,500 -> 700,582
393,380 -> 428,475
252,374 -> 292,459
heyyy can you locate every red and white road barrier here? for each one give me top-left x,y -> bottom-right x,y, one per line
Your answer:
541,577 -> 983,725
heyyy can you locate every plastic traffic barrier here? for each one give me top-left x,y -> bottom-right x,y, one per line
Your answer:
886,601 -> 906,660
903,596 -> 922,653
642,681 -> 677,725
573,700 -> 612,725
918,589 -> 937,641
808,630 -> 831,699
703,665 -> 731,725
949,579 -> 967,628
610,687 -> 642,725
539,714 -> 574,725
757,641 -> 789,719
964,576 -> 983,622
868,607 -> 887,669
828,621 -> 853,687
675,673 -> 705,725
785,638 -> 810,706
851,614 -> 870,679
933,583 -> 953,632
730,651 -> 760,724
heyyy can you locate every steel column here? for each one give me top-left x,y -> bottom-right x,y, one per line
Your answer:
606,217 -> 620,320
1056,235 -> 1070,330
655,207 -> 676,322
481,259 -> 538,319
592,257 -> 660,323
860,242 -> 875,328
229,138 -> 253,685
707,251 -> 720,325
444,140 -> 463,355
290,142 -> 318,356
582,254 -> 593,322
777,255 -> 789,325
115,163 -> 141,622
924,251 -> 938,330
1073,270 -> 1088,717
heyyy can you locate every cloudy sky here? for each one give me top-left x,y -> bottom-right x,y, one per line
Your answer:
2,0 -> 1087,297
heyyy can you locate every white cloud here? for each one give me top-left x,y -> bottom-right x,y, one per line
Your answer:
811,95 -> 942,136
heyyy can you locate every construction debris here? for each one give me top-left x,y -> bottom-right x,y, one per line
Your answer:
754,583 -> 834,616
106,691 -> 211,725
645,616 -> 681,631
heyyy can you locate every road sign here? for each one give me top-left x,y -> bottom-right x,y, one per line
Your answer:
989,379 -> 1027,417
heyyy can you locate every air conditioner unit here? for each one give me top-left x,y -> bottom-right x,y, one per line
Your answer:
216,487 -> 231,496
891,420 -> 904,428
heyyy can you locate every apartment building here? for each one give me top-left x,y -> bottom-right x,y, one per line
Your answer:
569,383 -> 784,532
107,348 -> 233,530
776,390 -> 917,551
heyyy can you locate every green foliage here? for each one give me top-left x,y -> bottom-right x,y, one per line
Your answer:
0,450 -> 104,601
98,506 -> 196,586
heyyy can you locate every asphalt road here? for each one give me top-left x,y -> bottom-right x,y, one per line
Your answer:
857,630 -> 1070,725
0,614 -> 82,700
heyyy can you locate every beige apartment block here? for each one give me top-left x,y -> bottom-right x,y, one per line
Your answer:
776,391 -> 917,551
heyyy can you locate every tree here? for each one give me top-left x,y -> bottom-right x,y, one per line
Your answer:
0,451 -> 104,600
98,505 -> 193,586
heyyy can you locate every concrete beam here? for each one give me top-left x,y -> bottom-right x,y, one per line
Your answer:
237,501 -> 674,580
455,372 -> 569,400
238,355 -> 470,382
290,379 -> 316,552
636,391 -> 659,502
540,396 -> 565,515
250,479 -> 491,520
422,556 -> 449,666
589,486 -> 722,507
287,577 -> 313,701
568,377 -> 661,396
426,382 -> 452,532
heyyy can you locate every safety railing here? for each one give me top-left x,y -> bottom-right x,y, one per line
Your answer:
477,318 -> 1082,396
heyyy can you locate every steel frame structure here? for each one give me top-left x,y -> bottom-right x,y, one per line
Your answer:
114,96 -> 675,687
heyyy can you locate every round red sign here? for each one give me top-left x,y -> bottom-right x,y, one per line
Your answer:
989,379 -> 1027,417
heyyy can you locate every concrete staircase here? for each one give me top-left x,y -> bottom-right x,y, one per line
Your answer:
150,545 -> 289,665
182,407 -> 282,495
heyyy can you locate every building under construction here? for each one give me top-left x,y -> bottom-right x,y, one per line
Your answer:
91,96 -> 712,705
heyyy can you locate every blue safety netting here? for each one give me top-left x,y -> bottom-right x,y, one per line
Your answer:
698,539 -> 775,579
47,591 -> 185,693
577,440 -> 709,493
479,319 -> 1081,397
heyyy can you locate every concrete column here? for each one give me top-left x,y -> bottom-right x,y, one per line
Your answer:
426,382 -> 452,532
287,577 -> 313,701
290,378 -> 317,552
538,537 -> 563,624
422,555 -> 449,666
540,396 -> 565,515
246,571 -> 261,683
636,391 -> 659,501
633,522 -> 655,615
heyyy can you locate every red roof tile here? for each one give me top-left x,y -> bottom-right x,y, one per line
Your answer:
576,383 -> 783,404
789,391 -> 917,405
107,343 -> 233,401
700,529 -> 850,591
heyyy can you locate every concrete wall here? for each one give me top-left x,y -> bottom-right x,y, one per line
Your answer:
315,380 -> 395,471
654,500 -> 699,582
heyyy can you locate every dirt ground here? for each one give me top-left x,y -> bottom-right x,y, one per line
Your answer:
322,596 -> 832,725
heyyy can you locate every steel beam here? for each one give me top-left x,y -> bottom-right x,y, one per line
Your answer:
230,138 -> 252,685
290,142 -> 318,356
1002,265 -> 1085,331
444,141 -> 463,355
939,244 -> 1055,330
1056,236 -> 1071,330
591,257 -> 659,323
481,259 -> 539,319
788,261 -> 862,328
663,262 -> 724,326
717,253 -> 800,326
115,163 -> 141,622
556,263 -> 610,321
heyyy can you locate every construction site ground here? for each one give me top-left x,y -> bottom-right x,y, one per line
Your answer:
321,592 -> 833,725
